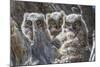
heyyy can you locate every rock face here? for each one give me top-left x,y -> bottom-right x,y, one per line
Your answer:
10,0 -> 95,66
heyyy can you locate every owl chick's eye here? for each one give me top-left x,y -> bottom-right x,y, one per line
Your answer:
36,20 -> 45,27
74,20 -> 81,26
49,19 -> 56,25
26,20 -> 32,26
36,20 -> 41,25
72,20 -> 81,31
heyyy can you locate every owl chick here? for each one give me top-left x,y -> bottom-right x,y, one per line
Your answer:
58,13 -> 90,63
46,10 -> 65,39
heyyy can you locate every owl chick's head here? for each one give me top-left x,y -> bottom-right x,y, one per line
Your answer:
46,10 -> 65,37
27,13 -> 46,30
63,14 -> 82,32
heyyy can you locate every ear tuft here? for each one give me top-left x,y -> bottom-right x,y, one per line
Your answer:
60,10 -> 65,17
78,14 -> 82,19
23,12 -> 29,19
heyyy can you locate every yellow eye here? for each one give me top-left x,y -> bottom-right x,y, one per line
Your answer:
36,20 -> 41,25
26,20 -> 32,26
49,19 -> 56,25
74,21 -> 81,26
